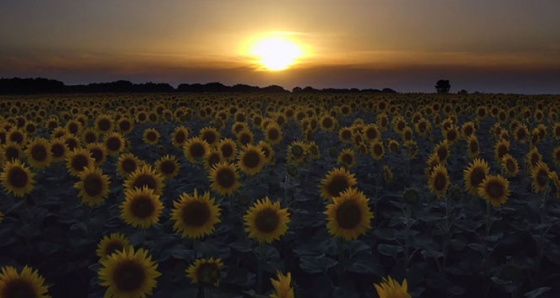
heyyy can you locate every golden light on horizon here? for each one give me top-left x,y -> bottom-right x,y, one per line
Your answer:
250,36 -> 303,71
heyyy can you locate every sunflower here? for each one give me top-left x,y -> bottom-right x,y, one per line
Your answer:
171,189 -> 221,239
183,137 -> 211,164
47,138 -> 67,163
466,135 -> 480,159
531,161 -> 551,193
463,158 -> 490,195
63,134 -> 80,152
414,118 -> 431,137
319,114 -> 337,131
75,166 -> 111,206
116,153 -> 144,177
526,146 -> 542,169
269,271 -> 294,298
84,143 -> 106,167
237,144 -> 266,176
217,138 -> 237,161
203,150 -> 222,171
1,159 -> 34,197
478,175 -> 510,207
443,125 -> 460,144
1,142 -> 22,164
306,141 -> 320,160
95,115 -> 114,134
461,121 -> 476,139
501,154 -> 519,177
142,128 -> 160,145
339,127 -> 354,143
236,129 -> 254,147
121,186 -> 163,229
24,137 -> 52,168
401,126 -> 414,142
287,141 -> 308,164
552,146 -> 560,167
186,257 -> 224,287
117,117 -> 134,135
434,140 -> 450,163
65,119 -> 82,135
363,124 -> 381,142
104,132 -> 127,155
207,162 -> 240,196
258,141 -> 275,164
264,122 -> 283,145
65,148 -> 95,177
325,188 -> 373,241
244,197 -> 290,244
513,124 -> 529,144
337,148 -> 356,169
99,247 -> 161,298
428,164 -> 450,199
374,276 -> 411,298
199,127 -> 221,147
81,128 -> 99,145
494,139 -> 510,162
124,165 -> 165,195
320,167 -> 358,200
7,128 -> 26,146
0,266 -> 50,298
370,141 -> 384,160
171,126 -> 190,148
96,233 -> 131,259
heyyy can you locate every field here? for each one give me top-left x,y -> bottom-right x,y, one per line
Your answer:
1,93 -> 560,298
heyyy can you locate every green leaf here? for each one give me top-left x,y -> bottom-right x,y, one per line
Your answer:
299,254 -> 336,273
524,287 -> 550,298
377,244 -> 403,258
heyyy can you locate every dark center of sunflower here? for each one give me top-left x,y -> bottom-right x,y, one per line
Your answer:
436,147 -> 448,160
536,170 -> 549,187
182,200 -> 211,227
267,128 -> 280,141
146,132 -> 157,142
335,200 -> 362,229
464,126 -> 473,136
149,114 -> 157,122
531,155 -> 540,167
29,144 -> 47,162
71,155 -> 89,172
174,132 -> 186,144
390,143 -> 399,152
68,123 -> 78,134
119,121 -> 131,132
207,153 -> 221,168
51,143 -> 65,158
327,175 -> 350,198
113,260 -> 146,292
9,132 -> 23,144
26,124 -> 36,134
216,168 -> 235,188
516,129 -> 526,139
138,113 -> 147,121
65,139 -> 78,151
470,167 -> 486,187
98,119 -> 111,132
291,145 -> 304,157
397,121 -> 405,131
160,160 -> 176,175
121,159 -> 137,174
84,174 -> 103,196
105,242 -> 125,257
202,132 -> 216,145
90,149 -> 103,163
506,159 -> 516,172
260,147 -> 271,159
497,145 -> 507,158
8,167 -> 29,188
404,130 -> 412,140
322,117 -> 333,128
220,144 -> 233,158
434,172 -> 448,191
196,263 -> 220,285
1,279 -> 37,298
190,142 -> 207,158
85,132 -> 97,144
486,181 -> 504,199
341,154 -> 353,165
130,196 -> 156,219
469,140 -> 478,153
373,144 -> 383,156
106,137 -> 122,151
446,130 -> 457,141
132,174 -> 157,190
254,208 -> 280,233
341,130 -> 352,140
365,128 -> 378,140
242,151 -> 261,169
239,134 -> 251,146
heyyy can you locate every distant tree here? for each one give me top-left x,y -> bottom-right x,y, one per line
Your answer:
382,88 -> 397,93
435,80 -> 451,94
458,89 -> 468,95
292,86 -> 303,93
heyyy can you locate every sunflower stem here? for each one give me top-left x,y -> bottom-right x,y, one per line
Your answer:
404,205 -> 411,273
257,243 -> 264,294
337,237 -> 345,281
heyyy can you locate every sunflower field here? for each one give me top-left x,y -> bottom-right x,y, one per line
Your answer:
1,93 -> 560,298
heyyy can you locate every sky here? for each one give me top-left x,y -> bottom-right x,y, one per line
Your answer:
1,0 -> 559,94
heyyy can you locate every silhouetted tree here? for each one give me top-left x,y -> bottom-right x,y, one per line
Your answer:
458,89 -> 468,95
435,80 -> 451,93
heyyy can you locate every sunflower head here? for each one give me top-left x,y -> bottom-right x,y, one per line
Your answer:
320,167 -> 358,200
171,189 -> 222,239
531,161 -> 551,193
49,138 -> 68,162
0,266 -> 50,298
325,188 -> 373,241
428,164 -> 450,198
25,138 -> 52,168
99,247 -> 161,298
374,276 -> 411,298
143,128 -> 160,145
124,165 -> 165,195
269,271 -> 294,298
154,154 -> 181,179
338,148 -> 356,169
237,144 -> 266,176
186,257 -> 224,287
171,126 -> 190,148
96,233 -> 131,259
65,148 -> 95,177
104,132 -> 127,155
199,127 -> 221,147
478,175 -> 510,208
121,186 -> 164,229
501,154 -> 519,177
209,162 -> 241,196
244,197 -> 290,244
74,166 -> 111,206
463,158 -> 490,195
467,135 -> 480,158
370,141 -> 384,160
183,137 -> 211,164
1,159 -> 35,197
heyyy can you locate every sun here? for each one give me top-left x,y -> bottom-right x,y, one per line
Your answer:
251,37 -> 302,71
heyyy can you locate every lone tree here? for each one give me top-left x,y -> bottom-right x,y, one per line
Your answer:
435,80 -> 451,93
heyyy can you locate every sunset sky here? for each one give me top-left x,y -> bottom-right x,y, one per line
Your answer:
1,0 -> 559,93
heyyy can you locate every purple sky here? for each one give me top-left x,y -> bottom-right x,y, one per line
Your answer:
1,0 -> 559,93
